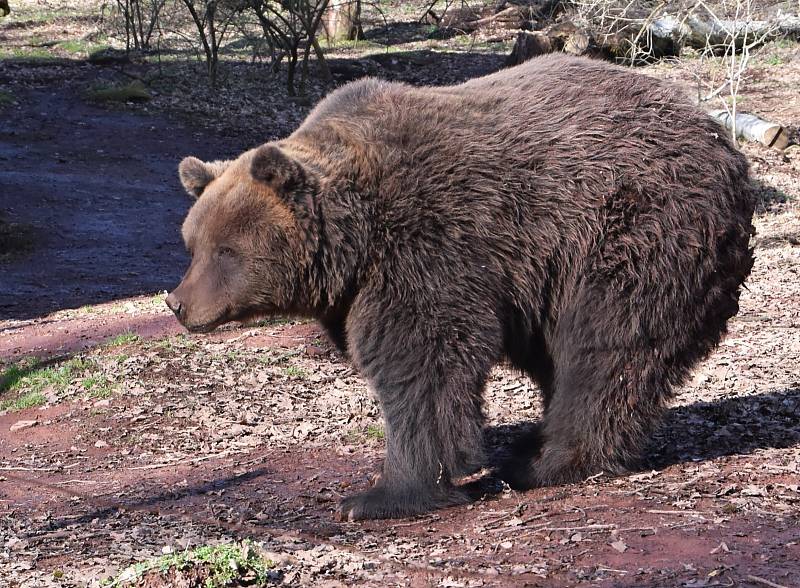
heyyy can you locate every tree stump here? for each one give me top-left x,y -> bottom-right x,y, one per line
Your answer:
506,31 -> 553,66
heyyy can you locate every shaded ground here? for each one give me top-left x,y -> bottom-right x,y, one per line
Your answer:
2,1 -> 800,587
0,86 -> 246,320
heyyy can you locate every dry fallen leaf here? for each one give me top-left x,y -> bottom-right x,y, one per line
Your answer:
710,542 -> 730,554
741,485 -> 768,497
610,540 -> 628,553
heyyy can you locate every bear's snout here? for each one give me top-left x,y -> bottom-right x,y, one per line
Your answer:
165,291 -> 184,320
165,281 -> 228,333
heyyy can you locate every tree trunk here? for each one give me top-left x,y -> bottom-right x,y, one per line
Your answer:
322,0 -> 362,43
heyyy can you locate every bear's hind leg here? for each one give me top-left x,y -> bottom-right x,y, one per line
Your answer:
502,296 -> 669,488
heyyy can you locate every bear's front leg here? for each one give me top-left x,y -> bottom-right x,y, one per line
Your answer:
338,295 -> 498,520
336,391 -> 474,520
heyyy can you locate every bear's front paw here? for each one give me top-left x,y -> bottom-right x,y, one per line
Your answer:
337,484 -> 469,521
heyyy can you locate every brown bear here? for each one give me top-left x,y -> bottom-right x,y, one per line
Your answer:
166,54 -> 755,520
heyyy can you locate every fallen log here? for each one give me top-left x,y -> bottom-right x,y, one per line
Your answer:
583,13 -> 798,60
709,110 -> 791,151
653,14 -> 800,52
507,12 -> 800,65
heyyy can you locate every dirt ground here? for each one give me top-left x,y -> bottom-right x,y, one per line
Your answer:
2,1 -> 800,586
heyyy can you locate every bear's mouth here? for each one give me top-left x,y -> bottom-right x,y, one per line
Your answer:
184,306 -> 263,334
183,310 -> 231,334
186,321 -> 222,334
181,304 -> 277,334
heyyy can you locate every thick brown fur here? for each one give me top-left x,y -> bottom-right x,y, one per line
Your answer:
168,54 -> 755,520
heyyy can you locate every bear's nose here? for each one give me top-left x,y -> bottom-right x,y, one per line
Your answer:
165,292 -> 183,319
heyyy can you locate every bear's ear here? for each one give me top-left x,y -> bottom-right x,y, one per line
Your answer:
250,144 -> 308,193
179,156 -> 228,198
251,144 -> 320,249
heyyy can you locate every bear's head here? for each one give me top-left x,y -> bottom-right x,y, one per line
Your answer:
166,144 -> 320,333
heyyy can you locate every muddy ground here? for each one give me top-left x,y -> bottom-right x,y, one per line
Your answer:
2,1 -> 800,587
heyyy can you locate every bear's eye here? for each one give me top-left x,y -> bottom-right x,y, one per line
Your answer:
217,246 -> 236,259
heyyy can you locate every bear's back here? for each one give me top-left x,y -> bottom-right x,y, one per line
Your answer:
289,55 -> 750,268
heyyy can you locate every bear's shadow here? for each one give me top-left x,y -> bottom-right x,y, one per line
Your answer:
472,386 -> 800,497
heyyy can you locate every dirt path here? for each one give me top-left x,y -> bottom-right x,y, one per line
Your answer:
0,315 -> 798,587
0,86 -> 245,322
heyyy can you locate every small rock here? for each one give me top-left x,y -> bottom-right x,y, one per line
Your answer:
227,424 -> 250,437
10,419 -> 37,432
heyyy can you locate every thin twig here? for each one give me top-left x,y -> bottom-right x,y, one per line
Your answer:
746,575 -> 789,588
127,449 -> 238,470
0,466 -> 59,472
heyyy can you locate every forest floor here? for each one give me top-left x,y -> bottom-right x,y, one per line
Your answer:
1,0 -> 799,586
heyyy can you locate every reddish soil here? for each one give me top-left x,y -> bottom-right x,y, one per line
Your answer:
2,388 -> 798,587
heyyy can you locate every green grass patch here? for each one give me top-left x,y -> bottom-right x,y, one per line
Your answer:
1,357 -> 95,410
365,424 -> 385,441
282,365 -> 307,378
57,40 -> 85,54
81,375 -> 114,399
321,38 -> 386,52
58,40 -> 109,55
1,391 -> 46,411
344,423 -> 385,445
770,37 -> 796,50
0,47 -> 57,60
104,541 -> 275,587
156,338 -> 174,352
245,316 -> 294,328
86,80 -> 151,103
764,54 -> 784,66
258,349 -> 301,366
107,332 -> 140,347
4,6 -> 88,25
173,333 -> 198,350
